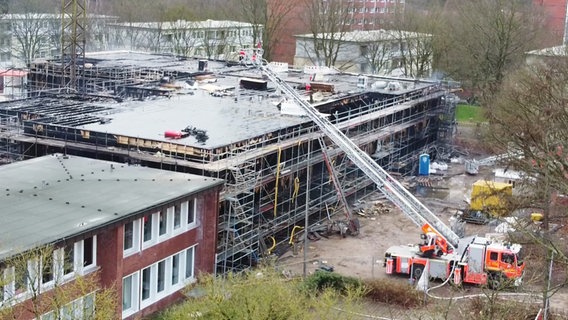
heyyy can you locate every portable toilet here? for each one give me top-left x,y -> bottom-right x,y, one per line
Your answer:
419,154 -> 430,176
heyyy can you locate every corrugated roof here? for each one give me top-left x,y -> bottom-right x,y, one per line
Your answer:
0,154 -> 223,260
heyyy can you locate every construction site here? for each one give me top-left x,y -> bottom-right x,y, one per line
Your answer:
0,49 -> 458,273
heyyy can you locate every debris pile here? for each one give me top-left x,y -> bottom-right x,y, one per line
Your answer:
357,200 -> 394,217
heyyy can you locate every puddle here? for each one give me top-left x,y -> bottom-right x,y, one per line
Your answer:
413,186 -> 450,200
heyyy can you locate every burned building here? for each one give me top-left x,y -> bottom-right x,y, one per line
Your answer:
0,52 -> 457,273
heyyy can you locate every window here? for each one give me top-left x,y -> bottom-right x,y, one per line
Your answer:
82,236 -> 95,268
489,252 -> 498,261
143,214 -> 153,243
187,200 -> 196,226
14,263 -> 29,295
42,294 -> 95,320
171,254 -> 180,286
157,260 -> 166,293
185,247 -> 194,279
173,204 -> 181,230
141,267 -> 151,301
83,293 -> 95,319
502,253 -> 514,264
42,255 -> 54,284
40,312 -> 55,320
159,211 -> 167,236
63,243 -> 74,275
124,220 -> 140,256
125,245 -> 196,315
124,221 -> 134,250
122,272 -> 139,315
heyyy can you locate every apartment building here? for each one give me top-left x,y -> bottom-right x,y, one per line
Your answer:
0,14 -> 117,69
0,154 -> 223,319
294,29 -> 432,77
108,19 -> 261,60
270,0 -> 405,64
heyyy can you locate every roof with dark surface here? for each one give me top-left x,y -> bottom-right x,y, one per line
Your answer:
0,154 -> 223,260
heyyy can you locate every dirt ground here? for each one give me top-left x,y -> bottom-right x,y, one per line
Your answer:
275,123 -> 568,317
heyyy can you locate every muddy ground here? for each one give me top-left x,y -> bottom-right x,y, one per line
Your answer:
275,123 -> 568,318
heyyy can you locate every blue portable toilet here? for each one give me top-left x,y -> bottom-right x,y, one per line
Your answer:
419,154 -> 430,176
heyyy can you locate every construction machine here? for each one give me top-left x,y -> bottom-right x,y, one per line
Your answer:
246,50 -> 525,289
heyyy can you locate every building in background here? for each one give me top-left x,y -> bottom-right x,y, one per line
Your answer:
108,20 -> 260,60
0,154 -> 223,319
0,14 -> 117,69
532,0 -> 567,46
294,29 -> 432,77
270,0 -> 405,64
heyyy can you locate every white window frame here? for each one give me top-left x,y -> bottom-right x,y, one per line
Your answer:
129,244 -> 197,315
172,204 -> 182,233
186,199 -> 197,229
158,210 -> 169,239
132,198 -> 199,252
41,292 -> 96,320
123,219 -> 141,257
184,246 -> 195,282
77,236 -> 97,274
122,271 -> 140,318
40,253 -> 56,288
142,213 -> 158,249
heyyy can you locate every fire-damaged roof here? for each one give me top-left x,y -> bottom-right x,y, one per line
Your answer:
0,154 -> 223,260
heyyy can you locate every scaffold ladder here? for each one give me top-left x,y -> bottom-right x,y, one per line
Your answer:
318,136 -> 358,234
257,61 -> 460,249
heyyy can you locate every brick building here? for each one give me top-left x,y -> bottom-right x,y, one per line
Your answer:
533,0 -> 567,46
0,154 -> 223,319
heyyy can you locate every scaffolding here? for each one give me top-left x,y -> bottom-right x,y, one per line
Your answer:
0,58 -> 456,273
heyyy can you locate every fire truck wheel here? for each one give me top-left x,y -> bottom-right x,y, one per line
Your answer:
412,263 -> 424,280
488,272 -> 503,290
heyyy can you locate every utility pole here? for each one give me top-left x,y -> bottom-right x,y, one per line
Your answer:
303,135 -> 312,279
61,0 -> 87,93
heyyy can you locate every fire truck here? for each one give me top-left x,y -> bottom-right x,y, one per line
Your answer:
250,50 -> 525,289
385,225 -> 525,288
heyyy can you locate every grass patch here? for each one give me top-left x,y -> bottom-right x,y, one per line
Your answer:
363,278 -> 424,308
456,104 -> 486,123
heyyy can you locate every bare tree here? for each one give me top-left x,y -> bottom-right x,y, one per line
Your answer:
486,58 -> 568,318
441,0 -> 545,101
385,6 -> 438,78
301,0 -> 354,67
199,23 -> 232,60
230,0 -> 294,62
362,39 -> 394,75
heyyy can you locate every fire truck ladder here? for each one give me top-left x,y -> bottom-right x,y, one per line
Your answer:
258,62 -> 460,249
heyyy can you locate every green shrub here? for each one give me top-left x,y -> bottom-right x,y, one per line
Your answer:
466,297 -> 543,320
363,278 -> 423,308
303,271 -> 363,294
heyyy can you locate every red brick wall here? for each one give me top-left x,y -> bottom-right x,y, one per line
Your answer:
120,187 -> 220,319
271,0 -> 309,64
533,0 -> 567,46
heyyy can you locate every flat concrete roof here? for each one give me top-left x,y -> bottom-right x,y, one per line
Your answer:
0,154 -> 223,260
79,86 -> 307,149
17,53 -> 440,150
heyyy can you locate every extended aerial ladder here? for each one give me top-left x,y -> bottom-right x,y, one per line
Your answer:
248,53 -> 460,252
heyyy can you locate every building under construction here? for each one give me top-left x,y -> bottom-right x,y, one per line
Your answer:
0,52 -> 457,273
